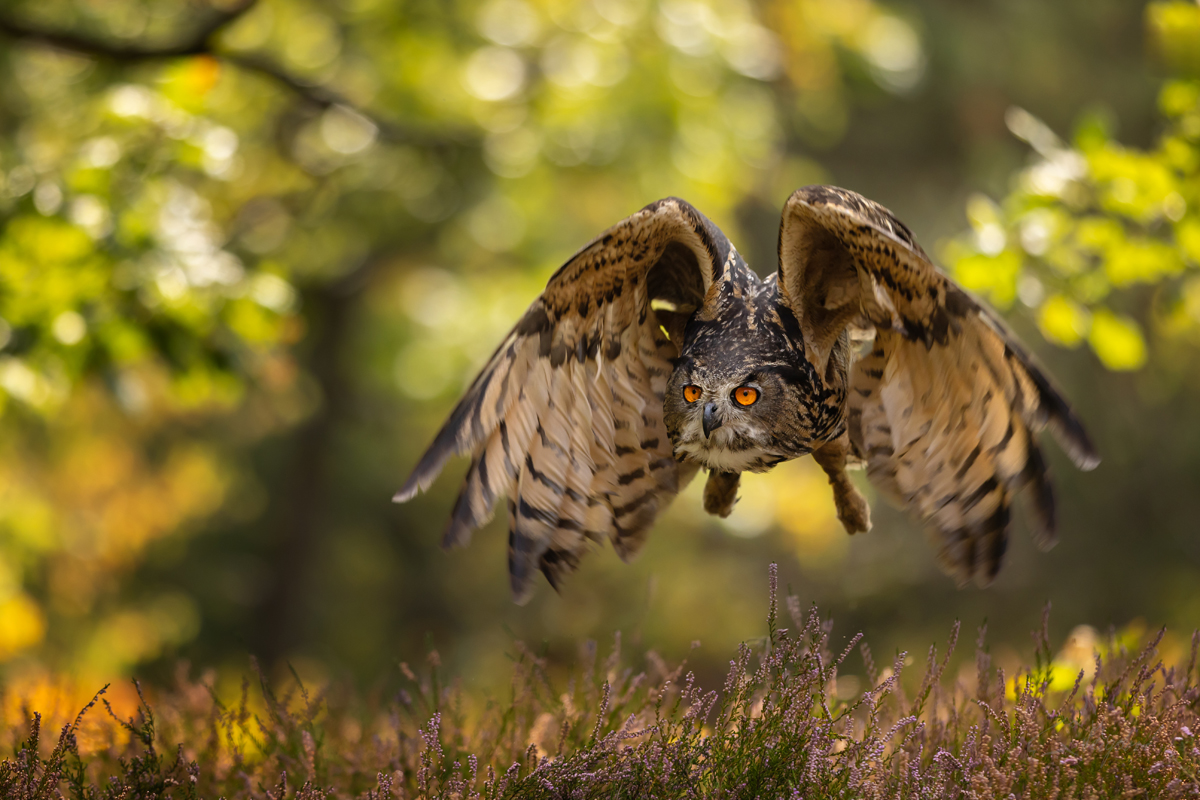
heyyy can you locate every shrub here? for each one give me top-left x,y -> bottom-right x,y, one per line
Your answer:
3,565 -> 1198,798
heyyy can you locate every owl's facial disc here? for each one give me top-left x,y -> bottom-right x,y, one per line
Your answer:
664,357 -> 793,473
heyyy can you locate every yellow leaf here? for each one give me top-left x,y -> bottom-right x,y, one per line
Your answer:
1037,295 -> 1090,347
1105,237 -> 1185,286
1088,310 -> 1147,370
0,594 -> 46,659
1159,79 -> 1200,118
951,250 -> 1021,308
1074,217 -> 1124,252
1148,1 -> 1200,77
1177,218 -> 1200,264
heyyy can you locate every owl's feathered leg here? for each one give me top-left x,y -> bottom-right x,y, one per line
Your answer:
703,470 -> 740,518
812,433 -> 872,534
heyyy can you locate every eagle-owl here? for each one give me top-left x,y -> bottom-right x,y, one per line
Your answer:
395,186 -> 1099,602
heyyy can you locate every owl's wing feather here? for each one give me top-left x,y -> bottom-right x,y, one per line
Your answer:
395,198 -> 729,602
778,185 -> 1099,586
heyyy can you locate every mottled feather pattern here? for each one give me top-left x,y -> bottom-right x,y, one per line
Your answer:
395,198 -> 725,602
398,185 -> 1098,600
781,186 -> 1099,586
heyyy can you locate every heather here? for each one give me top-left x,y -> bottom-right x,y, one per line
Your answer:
4,567 -> 1198,799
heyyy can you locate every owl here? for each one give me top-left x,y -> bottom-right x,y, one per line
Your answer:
394,186 -> 1099,602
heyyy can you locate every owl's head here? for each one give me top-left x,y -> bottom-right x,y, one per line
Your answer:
663,360 -> 805,474
662,281 -> 842,473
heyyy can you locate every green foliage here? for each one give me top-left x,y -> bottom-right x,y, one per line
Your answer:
944,1 -> 1200,372
0,0 -> 1196,694
0,64 -> 298,416
0,0 -> 927,675
0,0 -> 923,416
3,577 -> 1199,798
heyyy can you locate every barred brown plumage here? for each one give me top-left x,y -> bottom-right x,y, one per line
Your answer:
395,186 -> 1099,601
781,186 -> 1099,585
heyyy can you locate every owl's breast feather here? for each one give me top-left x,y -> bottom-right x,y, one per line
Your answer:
672,423 -> 793,474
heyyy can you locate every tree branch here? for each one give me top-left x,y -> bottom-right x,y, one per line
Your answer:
0,0 -> 258,60
221,52 -> 470,149
0,1 -> 472,149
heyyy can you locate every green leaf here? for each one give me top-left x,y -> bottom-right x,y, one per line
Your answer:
1158,79 -> 1200,118
1073,107 -> 1115,153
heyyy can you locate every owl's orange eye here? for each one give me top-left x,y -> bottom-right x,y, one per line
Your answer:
683,385 -> 702,403
733,386 -> 759,406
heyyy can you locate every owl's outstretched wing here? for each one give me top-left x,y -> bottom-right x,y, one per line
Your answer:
778,185 -> 1099,586
395,198 -> 734,602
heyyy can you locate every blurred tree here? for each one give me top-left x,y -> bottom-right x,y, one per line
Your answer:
0,0 -> 1196,690
944,1 -> 1200,373
0,0 -> 926,678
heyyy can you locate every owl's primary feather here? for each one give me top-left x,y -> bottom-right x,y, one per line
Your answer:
396,187 -> 1099,600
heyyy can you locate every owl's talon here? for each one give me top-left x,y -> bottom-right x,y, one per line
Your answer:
834,486 -> 872,534
703,470 -> 741,518
813,433 -> 872,535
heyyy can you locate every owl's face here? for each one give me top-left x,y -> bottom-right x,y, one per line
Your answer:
661,273 -> 850,473
662,298 -> 840,474
664,353 -> 807,473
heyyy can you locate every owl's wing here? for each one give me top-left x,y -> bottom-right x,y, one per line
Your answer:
395,198 -> 733,602
778,185 -> 1099,586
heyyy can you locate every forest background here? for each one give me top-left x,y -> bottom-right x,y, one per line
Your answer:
1,0 -> 1199,704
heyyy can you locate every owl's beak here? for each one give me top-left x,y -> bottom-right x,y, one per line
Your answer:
702,401 -> 723,438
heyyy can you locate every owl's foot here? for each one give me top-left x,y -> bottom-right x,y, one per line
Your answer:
812,433 -> 873,535
703,470 -> 741,518
832,482 -> 872,534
